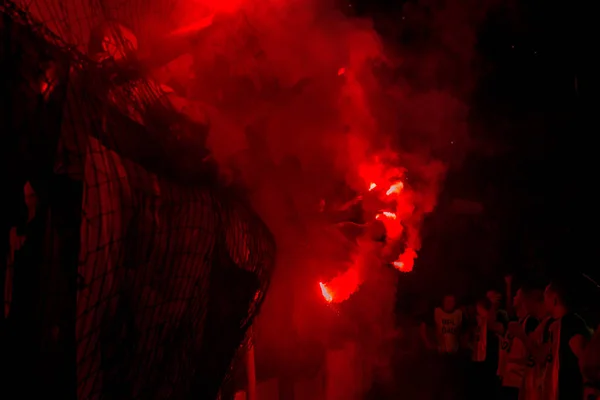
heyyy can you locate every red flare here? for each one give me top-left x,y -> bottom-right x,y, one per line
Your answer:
386,182 -> 404,196
319,282 -> 333,303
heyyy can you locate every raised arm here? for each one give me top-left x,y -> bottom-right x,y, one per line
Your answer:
488,309 -> 507,336
508,319 -> 547,364
420,320 -> 435,350
570,334 -> 590,372
504,275 -> 514,317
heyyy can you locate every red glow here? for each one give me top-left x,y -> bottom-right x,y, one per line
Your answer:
393,247 -> 417,273
167,13 -> 214,37
319,282 -> 333,303
17,0 -> 496,395
375,211 -> 396,220
320,151 -> 426,301
139,0 -> 452,317
392,261 -> 405,270
386,182 -> 404,196
319,268 -> 361,304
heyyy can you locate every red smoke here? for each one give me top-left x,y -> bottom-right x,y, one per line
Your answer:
160,0 -> 488,385
18,0 -> 498,393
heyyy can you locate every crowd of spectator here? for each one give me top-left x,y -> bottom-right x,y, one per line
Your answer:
408,276 -> 599,400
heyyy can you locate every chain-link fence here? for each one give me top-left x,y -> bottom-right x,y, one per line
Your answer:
1,2 -> 276,398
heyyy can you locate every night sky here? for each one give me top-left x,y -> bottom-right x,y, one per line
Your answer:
348,0 -> 596,297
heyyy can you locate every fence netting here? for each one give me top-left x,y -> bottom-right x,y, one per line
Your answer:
1,1 -> 276,399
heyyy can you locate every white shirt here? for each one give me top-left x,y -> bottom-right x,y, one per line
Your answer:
499,316 -> 529,387
434,307 -> 463,354
472,314 -> 487,362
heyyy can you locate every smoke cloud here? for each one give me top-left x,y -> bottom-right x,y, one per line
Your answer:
16,0 -> 500,394
161,0 -> 498,394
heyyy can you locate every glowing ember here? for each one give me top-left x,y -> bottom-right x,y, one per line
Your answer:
320,155 -> 422,303
393,247 -> 417,273
319,282 -> 333,303
319,267 -> 361,303
386,182 -> 404,196
377,211 -> 396,220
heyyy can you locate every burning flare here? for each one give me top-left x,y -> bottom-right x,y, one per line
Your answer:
319,266 -> 361,304
319,282 -> 333,303
386,181 -> 404,196
319,155 -> 419,303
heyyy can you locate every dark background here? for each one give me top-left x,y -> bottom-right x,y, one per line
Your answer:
346,0 -> 597,302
